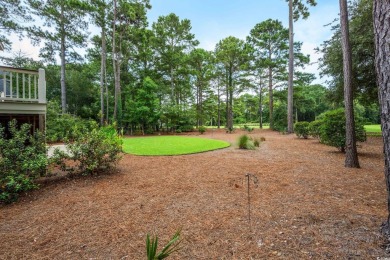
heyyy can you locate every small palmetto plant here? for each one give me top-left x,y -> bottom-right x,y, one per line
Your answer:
146,229 -> 182,260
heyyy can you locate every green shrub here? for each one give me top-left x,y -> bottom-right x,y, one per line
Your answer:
179,125 -> 194,132
238,134 -> 249,149
175,129 -> 182,134
198,126 -> 206,134
133,129 -> 143,135
319,108 -> 366,152
0,120 -> 48,203
308,120 -> 323,139
243,125 -> 254,132
46,100 -> 101,142
294,121 -> 310,139
46,113 -> 97,143
100,124 -> 118,137
145,129 -> 155,135
52,125 -> 122,175
238,134 -> 255,150
272,104 -> 287,132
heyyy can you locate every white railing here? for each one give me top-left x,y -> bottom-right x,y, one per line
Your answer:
0,66 -> 46,104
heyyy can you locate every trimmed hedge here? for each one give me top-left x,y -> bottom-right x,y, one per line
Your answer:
317,109 -> 366,152
294,121 -> 310,139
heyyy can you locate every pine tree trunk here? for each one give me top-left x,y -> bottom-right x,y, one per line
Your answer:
199,83 -> 203,126
60,5 -> 66,114
340,0 -> 360,168
60,35 -> 66,114
229,88 -> 233,130
228,69 -> 234,131
225,73 -> 229,129
259,81 -> 263,129
100,26 -> 106,126
105,65 -> 109,123
268,66 -> 273,129
116,59 -> 121,123
112,0 -> 118,121
196,82 -> 200,127
373,0 -> 390,234
287,0 -> 294,133
217,81 -> 221,129
170,66 -> 175,105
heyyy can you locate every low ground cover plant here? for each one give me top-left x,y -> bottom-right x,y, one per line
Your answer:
0,120 -> 48,203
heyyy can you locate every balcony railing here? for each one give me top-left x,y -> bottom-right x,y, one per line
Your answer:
0,66 -> 46,104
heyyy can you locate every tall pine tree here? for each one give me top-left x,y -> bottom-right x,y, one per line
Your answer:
27,0 -> 90,113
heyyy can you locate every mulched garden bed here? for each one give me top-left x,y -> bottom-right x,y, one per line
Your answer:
0,129 -> 388,259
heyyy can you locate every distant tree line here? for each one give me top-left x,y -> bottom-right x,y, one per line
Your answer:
0,0 -> 332,134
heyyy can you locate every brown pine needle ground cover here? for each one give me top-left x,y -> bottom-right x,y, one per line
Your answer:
0,129 -> 388,259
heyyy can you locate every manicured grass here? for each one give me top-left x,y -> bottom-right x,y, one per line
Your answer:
122,136 -> 230,156
364,124 -> 382,137
364,124 -> 381,133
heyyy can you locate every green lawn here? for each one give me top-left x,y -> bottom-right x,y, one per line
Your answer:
122,136 -> 230,156
364,124 -> 381,136
364,124 -> 381,133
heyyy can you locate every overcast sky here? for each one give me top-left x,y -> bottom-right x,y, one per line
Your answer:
6,0 -> 339,85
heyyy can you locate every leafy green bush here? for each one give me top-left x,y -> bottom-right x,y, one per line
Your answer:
133,129 -> 143,135
46,101 -> 97,142
52,125 -> 122,175
308,120 -> 323,139
294,121 -> 310,139
238,134 -> 255,150
179,125 -> 194,132
198,126 -> 206,134
145,129 -> 155,135
319,108 -> 366,152
272,103 -> 287,132
0,120 -> 48,203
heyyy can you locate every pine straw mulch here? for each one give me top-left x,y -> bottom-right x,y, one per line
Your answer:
0,129 -> 389,259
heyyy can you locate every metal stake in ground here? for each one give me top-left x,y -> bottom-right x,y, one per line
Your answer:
245,173 -> 258,232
